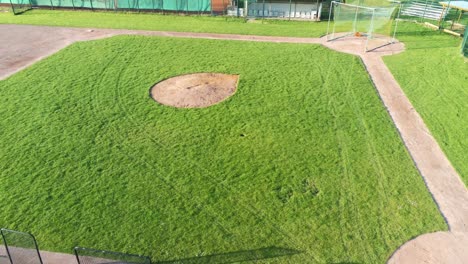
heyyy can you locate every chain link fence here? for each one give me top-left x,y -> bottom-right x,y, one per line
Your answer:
0,229 -> 43,264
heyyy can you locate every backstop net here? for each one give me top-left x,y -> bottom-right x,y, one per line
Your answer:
9,0 -> 32,14
74,247 -> 151,264
0,229 -> 43,264
326,0 -> 400,52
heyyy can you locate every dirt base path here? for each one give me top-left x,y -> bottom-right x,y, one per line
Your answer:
321,36 -> 468,264
1,24 -> 467,264
0,24 -> 321,80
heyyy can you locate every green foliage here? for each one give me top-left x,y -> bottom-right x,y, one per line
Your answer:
0,9 -> 328,37
385,22 -> 468,185
0,36 -> 445,263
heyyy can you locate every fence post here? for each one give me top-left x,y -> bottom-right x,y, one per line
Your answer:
262,0 -> 265,18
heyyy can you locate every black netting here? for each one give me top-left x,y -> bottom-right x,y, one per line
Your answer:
74,247 -> 151,264
9,0 -> 32,15
0,229 -> 42,264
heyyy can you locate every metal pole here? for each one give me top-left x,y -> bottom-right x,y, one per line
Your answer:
392,2 -> 402,43
294,0 -> 296,18
262,0 -> 265,18
365,8 -> 375,52
421,0 -> 429,22
331,1 -> 339,39
1,231 -> 14,264
186,0 -> 188,15
288,0 -> 291,19
439,0 -> 451,28
326,1 -> 334,39
353,5 -> 359,33
315,0 -> 319,20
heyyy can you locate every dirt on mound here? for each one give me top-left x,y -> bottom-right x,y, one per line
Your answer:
150,73 -> 239,108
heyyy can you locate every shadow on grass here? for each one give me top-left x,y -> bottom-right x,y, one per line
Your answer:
156,246 -> 301,263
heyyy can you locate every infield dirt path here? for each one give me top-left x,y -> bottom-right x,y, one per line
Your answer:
0,24 -> 467,264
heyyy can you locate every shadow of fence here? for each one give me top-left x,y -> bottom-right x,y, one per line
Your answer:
156,246 -> 301,264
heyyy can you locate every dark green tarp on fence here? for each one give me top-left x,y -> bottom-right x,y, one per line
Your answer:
19,0 -> 210,11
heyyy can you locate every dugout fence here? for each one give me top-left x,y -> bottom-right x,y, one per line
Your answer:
400,0 -> 467,35
1,228 -> 43,264
4,0 -> 328,18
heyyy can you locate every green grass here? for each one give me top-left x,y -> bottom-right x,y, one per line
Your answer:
0,36 -> 445,263
384,22 -> 468,186
0,9 -> 329,37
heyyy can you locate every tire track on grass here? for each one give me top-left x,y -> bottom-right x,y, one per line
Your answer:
322,55 -> 371,262
86,45 -> 247,256
110,38 -> 321,262
343,57 -> 398,255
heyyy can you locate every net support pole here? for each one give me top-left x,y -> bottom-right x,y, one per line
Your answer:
365,8 -> 375,52
1,230 -> 14,264
439,0 -> 451,28
392,3 -> 402,43
353,5 -> 359,33
288,0 -> 292,20
326,1 -> 334,39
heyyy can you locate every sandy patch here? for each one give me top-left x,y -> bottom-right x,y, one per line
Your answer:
150,73 -> 239,108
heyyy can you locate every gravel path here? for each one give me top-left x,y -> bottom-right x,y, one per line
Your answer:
0,24 -> 467,264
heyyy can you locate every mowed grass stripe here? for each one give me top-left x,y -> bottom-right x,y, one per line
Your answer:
0,9 -> 327,37
0,36 -> 445,263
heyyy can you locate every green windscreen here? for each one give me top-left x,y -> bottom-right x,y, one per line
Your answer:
9,0 -> 32,14
462,26 -> 468,57
23,0 -> 210,11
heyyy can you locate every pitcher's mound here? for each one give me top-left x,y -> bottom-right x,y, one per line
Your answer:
150,73 -> 239,108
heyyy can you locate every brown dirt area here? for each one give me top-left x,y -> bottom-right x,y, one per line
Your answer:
150,73 -> 239,108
